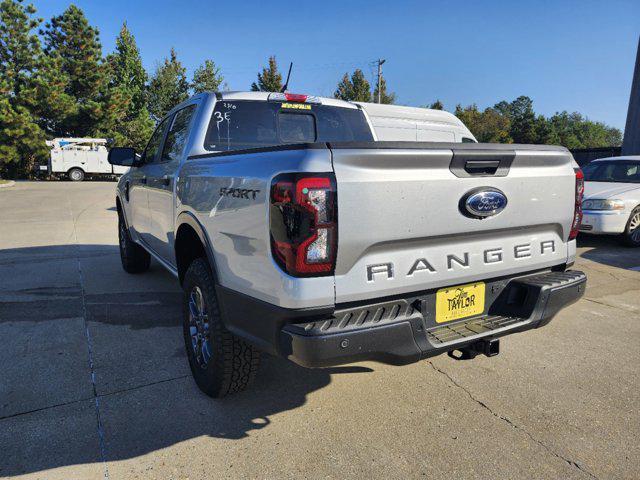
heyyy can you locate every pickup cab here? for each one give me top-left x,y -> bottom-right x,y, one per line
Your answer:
109,91 -> 587,398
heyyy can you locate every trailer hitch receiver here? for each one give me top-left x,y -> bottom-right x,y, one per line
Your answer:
447,338 -> 500,360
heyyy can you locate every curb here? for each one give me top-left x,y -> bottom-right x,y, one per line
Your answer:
0,180 -> 15,189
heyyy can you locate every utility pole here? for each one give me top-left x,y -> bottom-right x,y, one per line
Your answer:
376,59 -> 386,103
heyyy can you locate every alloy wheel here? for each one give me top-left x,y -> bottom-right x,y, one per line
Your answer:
630,211 -> 640,243
188,286 -> 212,368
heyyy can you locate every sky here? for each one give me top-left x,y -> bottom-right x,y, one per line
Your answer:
32,0 -> 639,130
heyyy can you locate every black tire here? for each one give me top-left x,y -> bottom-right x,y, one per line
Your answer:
68,168 -> 85,182
182,258 -> 260,398
118,213 -> 150,273
622,206 -> 640,247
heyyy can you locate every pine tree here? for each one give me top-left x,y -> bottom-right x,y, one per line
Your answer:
40,4 -> 107,136
373,75 -> 395,104
428,100 -> 445,110
334,73 -> 353,101
192,59 -> 224,93
334,69 -> 371,102
508,96 -> 536,144
28,53 -> 76,137
251,56 -> 282,92
107,22 -> 147,113
0,0 -> 47,177
147,48 -> 189,120
102,23 -> 153,149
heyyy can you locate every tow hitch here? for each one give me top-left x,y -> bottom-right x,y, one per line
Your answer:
447,338 -> 500,360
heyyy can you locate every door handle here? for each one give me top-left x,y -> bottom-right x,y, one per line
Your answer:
161,175 -> 172,186
139,176 -> 147,184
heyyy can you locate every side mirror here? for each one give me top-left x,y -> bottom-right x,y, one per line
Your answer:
108,147 -> 138,167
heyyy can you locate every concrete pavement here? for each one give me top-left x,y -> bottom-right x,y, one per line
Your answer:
1,182 -> 638,479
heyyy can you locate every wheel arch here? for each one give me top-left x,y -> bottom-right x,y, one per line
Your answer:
175,212 -> 219,286
115,194 -> 130,228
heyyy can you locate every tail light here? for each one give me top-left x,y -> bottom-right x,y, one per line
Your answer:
270,173 -> 337,276
569,168 -> 584,240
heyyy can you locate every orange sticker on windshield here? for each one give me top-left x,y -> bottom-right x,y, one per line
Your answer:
281,103 -> 311,110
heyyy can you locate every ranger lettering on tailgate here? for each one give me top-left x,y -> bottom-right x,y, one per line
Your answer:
367,240 -> 556,281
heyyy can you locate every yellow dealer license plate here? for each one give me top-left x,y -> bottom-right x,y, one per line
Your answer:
435,282 -> 485,323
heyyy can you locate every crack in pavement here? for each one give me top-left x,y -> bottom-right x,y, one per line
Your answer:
0,396 -> 95,422
67,193 -> 110,480
582,297 -> 640,316
427,361 -> 599,480
0,375 -> 191,422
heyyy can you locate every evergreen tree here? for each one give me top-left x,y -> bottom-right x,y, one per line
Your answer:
0,0 -> 39,96
107,22 -> 147,113
40,4 -> 106,136
147,48 -> 189,120
334,73 -> 353,101
373,74 -> 395,104
251,55 -> 282,92
507,96 -> 536,144
428,100 -> 445,110
28,52 -> 76,137
334,69 -> 371,102
102,23 -> 153,149
192,59 -> 224,93
0,0 -> 47,177
533,115 -> 559,145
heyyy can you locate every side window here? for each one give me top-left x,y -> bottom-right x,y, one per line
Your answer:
160,105 -> 197,163
461,137 -> 476,143
141,117 -> 170,164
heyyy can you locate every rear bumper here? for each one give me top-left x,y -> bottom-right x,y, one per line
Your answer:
580,210 -> 628,234
218,270 -> 586,368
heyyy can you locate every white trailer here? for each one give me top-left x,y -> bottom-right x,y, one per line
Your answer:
45,138 -> 129,181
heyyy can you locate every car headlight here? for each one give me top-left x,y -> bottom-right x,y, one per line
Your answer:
582,199 -> 625,211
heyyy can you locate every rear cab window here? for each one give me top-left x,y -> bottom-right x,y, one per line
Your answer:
204,100 -> 373,152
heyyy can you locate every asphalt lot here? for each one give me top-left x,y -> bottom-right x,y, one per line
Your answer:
1,181 -> 639,480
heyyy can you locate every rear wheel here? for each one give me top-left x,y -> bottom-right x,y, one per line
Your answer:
68,168 -> 85,182
622,207 -> 640,247
182,258 -> 260,398
118,213 -> 150,273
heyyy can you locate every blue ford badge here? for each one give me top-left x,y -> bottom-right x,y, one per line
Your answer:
463,188 -> 508,218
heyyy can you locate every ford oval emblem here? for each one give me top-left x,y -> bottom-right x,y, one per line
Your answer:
462,188 -> 508,218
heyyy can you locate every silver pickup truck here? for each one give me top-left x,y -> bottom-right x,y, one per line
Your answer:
108,91 -> 587,398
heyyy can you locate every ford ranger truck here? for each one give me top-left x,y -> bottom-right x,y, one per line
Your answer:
108,91 -> 587,398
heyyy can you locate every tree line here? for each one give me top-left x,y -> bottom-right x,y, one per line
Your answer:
0,1 -> 623,178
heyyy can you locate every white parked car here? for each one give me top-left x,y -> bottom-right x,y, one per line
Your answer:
580,156 -> 640,246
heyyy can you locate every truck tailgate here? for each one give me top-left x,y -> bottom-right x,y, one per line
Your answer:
330,142 -> 576,304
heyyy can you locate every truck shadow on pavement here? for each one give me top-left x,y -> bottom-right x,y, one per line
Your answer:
577,234 -> 640,270
0,244 -> 373,477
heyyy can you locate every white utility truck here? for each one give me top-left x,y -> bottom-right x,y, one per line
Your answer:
44,138 -> 129,181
